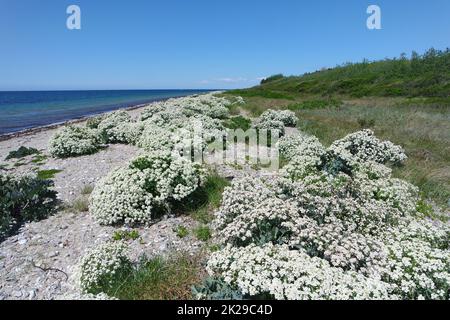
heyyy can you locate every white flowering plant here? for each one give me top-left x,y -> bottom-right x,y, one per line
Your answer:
206,244 -> 394,300
328,129 -> 407,166
77,241 -> 132,294
97,110 -> 138,144
259,109 -> 298,127
90,152 -> 207,226
49,125 -> 105,158
202,129 -> 449,300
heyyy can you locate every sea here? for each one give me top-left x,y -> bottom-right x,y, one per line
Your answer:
0,89 -> 212,135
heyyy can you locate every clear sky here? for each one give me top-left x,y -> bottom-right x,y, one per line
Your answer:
1,0 -> 449,91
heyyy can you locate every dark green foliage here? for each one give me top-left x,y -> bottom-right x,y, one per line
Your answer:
260,74 -> 285,85
223,116 -> 252,131
5,146 -> 40,160
37,169 -> 62,180
0,173 -> 58,240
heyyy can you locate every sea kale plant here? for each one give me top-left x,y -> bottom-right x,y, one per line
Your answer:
199,130 -> 450,300
0,173 -> 57,240
90,151 -> 207,226
49,125 -> 105,158
76,241 -> 131,294
259,109 -> 298,127
97,110 -> 141,144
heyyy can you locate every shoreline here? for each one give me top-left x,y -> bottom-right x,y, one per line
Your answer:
0,98 -> 172,142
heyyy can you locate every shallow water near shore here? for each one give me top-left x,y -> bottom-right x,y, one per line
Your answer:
0,89 -> 212,135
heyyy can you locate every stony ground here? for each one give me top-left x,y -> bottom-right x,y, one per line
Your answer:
0,107 -> 291,300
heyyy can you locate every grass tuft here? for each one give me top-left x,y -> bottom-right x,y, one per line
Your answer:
101,253 -> 205,300
37,169 -> 63,180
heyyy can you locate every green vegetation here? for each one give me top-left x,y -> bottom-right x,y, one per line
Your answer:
223,115 -> 252,131
246,49 -> 450,98
228,88 -> 294,100
80,184 -> 94,195
31,154 -> 47,164
1,173 -> 58,240
228,48 -> 450,208
194,225 -> 212,242
287,98 -> 342,111
100,254 -> 205,300
173,225 -> 189,238
71,197 -> 90,212
174,173 -> 230,224
112,230 -> 140,241
5,146 -> 40,161
260,74 -> 285,85
36,169 -> 63,180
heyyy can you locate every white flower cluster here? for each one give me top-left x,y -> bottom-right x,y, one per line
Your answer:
207,130 -> 449,300
141,93 -> 231,121
137,124 -> 175,152
48,93 -> 238,159
90,151 -> 207,225
259,109 -> 298,127
277,133 -> 326,162
97,110 -> 140,144
49,125 -> 104,158
329,129 -> 407,166
207,244 -> 393,300
76,241 -> 130,293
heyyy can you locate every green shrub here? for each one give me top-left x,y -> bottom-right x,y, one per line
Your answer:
261,74 -> 285,85
0,173 -> 57,240
5,146 -> 40,160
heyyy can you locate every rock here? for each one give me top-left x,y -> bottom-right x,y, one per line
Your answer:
18,239 -> 27,245
28,290 -> 36,299
48,251 -> 59,258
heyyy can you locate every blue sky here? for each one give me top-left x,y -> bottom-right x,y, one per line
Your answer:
1,0 -> 449,90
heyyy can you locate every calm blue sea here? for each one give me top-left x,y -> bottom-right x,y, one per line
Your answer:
0,90 -> 212,135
